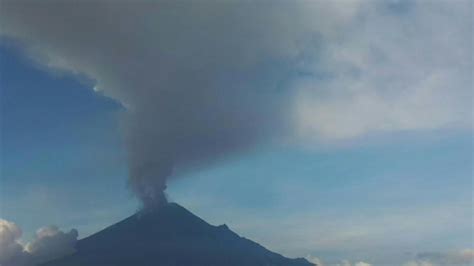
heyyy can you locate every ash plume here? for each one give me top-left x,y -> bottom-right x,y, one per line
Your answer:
0,1 -> 296,208
0,0 -> 471,208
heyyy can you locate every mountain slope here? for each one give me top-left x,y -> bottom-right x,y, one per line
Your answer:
43,203 -> 314,266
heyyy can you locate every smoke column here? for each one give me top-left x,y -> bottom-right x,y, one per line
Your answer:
0,0 -> 471,208
0,1 -> 304,208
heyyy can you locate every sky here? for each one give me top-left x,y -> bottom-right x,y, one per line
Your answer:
0,1 -> 473,266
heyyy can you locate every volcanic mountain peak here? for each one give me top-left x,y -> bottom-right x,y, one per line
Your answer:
43,203 -> 315,266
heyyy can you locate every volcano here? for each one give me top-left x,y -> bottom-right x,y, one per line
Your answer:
42,203 -> 314,266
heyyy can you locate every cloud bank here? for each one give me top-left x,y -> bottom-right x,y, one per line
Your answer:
0,0 -> 471,207
403,249 -> 474,266
0,219 -> 78,266
306,249 -> 474,266
0,220 -> 29,266
305,255 -> 372,266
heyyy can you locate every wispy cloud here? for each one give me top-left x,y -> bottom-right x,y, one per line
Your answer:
293,0 -> 472,141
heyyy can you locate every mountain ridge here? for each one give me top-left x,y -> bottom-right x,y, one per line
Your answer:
43,202 -> 315,266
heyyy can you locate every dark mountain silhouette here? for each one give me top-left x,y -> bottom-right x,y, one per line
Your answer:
43,203 -> 315,266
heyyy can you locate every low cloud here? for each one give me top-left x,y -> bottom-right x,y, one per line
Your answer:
336,260 -> 372,266
0,219 -> 78,266
404,261 -> 435,266
305,255 -> 324,265
305,256 -> 372,266
403,249 -> 474,266
0,220 -> 30,266
353,262 -> 372,266
25,226 -> 78,265
306,250 -> 473,266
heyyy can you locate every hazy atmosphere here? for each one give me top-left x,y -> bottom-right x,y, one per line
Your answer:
0,1 -> 472,266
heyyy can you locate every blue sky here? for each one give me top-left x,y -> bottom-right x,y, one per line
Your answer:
0,1 -> 472,265
1,42 -> 472,265
1,43 -> 135,236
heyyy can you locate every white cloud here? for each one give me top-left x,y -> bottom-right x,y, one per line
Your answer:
306,250 -> 473,266
306,254 -> 324,265
404,261 -> 435,266
304,256 -> 373,266
333,260 -> 372,266
25,226 -> 78,264
354,262 -> 372,266
407,249 -> 474,266
294,0 -> 472,141
337,260 -> 352,266
336,260 -> 372,266
0,219 -> 30,266
0,219 -> 78,266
